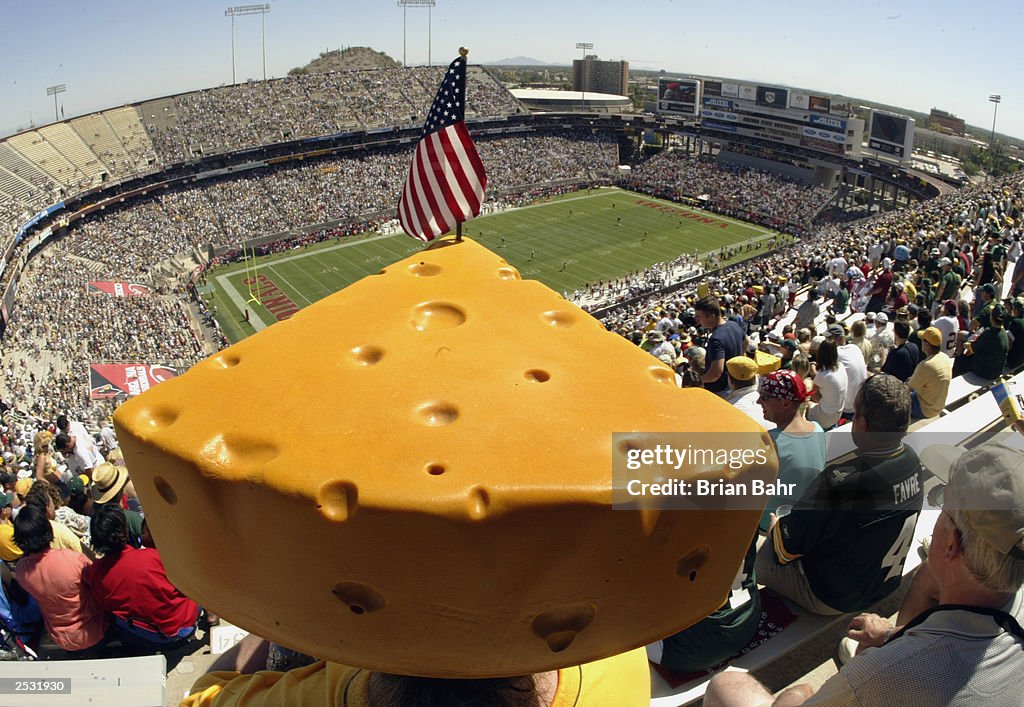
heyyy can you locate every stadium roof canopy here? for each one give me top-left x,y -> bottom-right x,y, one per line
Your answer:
509,89 -> 631,113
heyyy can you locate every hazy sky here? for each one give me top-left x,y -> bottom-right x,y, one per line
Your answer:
2,0 -> 1021,140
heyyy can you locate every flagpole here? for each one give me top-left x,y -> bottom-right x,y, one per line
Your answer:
397,46 -> 486,243
455,46 -> 468,244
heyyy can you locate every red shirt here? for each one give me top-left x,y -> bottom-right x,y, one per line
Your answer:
86,546 -> 198,635
871,270 -> 893,297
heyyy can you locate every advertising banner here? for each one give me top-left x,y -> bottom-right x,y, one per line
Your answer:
89,364 -> 178,399
87,281 -> 153,296
755,86 -> 789,109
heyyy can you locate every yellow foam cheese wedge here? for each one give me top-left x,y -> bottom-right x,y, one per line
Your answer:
114,236 -> 776,678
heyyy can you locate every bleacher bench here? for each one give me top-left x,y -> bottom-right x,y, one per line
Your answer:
649,509 -> 939,705
0,654 -> 165,706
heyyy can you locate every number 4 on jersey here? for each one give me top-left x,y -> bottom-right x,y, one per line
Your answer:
881,513 -> 918,583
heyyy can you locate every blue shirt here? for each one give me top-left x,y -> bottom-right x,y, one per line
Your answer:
759,423 -> 827,532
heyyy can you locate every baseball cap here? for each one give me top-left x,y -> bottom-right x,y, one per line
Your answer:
781,339 -> 799,352
646,330 -> 665,343
66,476 -> 85,496
758,369 -> 810,402
882,257 -> 893,269
0,492 -> 12,508
920,444 -> 1024,559
930,248 -> 941,256
940,257 -> 952,267
919,326 -> 943,347
14,478 -> 32,497
981,283 -> 997,296
864,311 -> 876,321
726,356 -> 758,381
876,312 -> 889,324
826,324 -> 846,338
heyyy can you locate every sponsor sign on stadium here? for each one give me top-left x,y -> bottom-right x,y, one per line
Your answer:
89,364 -> 178,399
88,281 -> 152,296
809,95 -> 831,114
702,110 -> 740,122
808,114 -> 847,132
721,82 -> 739,98
703,97 -> 734,110
789,92 -> 810,110
800,136 -> 844,155
738,84 -> 756,101
700,119 -> 738,133
801,126 -> 846,143
755,86 -> 789,109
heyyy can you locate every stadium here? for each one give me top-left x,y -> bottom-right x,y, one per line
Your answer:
1,9 -> 1023,707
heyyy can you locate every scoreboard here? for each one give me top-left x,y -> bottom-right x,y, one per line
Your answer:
866,110 -> 915,160
698,81 -> 852,157
657,78 -> 701,116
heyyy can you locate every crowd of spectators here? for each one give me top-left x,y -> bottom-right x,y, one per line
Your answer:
622,150 -> 835,231
54,131 -> 618,281
1,252 -> 205,424
0,137 -> 1021,703
143,66 -> 522,164
610,168 -> 1024,434
0,131 -> 617,424
0,65 -> 523,250
0,413 -> 214,661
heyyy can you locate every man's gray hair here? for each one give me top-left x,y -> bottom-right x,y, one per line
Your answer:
949,507 -> 1024,593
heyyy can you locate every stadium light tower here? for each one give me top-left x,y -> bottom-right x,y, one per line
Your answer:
225,4 -> 271,84
397,0 -> 436,67
46,84 -> 67,122
575,42 -> 593,112
989,94 -> 1002,151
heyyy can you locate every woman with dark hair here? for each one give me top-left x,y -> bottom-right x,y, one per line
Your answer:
21,481 -> 89,557
806,340 -> 848,431
86,504 -> 200,651
13,504 -> 108,652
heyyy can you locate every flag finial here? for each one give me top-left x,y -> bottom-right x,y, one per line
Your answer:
459,47 -> 469,57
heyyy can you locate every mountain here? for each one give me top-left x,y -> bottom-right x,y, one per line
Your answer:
488,56 -> 549,66
289,47 -> 399,75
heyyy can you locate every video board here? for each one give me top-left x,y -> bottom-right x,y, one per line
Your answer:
657,78 -> 701,116
866,110 -> 915,159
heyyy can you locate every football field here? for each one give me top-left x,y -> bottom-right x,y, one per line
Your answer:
201,188 -> 771,342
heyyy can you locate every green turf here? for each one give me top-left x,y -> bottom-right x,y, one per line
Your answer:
202,188 -> 771,343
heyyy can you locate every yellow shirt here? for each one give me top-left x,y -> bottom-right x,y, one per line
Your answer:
0,522 -> 22,562
183,647 -> 650,706
50,520 -> 83,554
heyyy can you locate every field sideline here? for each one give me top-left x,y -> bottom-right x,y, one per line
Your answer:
202,187 -> 773,343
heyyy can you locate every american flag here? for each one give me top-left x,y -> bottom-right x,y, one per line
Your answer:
397,53 -> 487,242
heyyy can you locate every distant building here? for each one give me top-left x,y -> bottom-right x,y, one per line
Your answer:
929,108 -> 965,136
572,56 -> 629,97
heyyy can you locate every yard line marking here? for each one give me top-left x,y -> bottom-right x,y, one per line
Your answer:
268,264 -> 314,305
216,273 -> 270,332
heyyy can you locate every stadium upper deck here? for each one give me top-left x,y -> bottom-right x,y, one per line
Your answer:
0,65 -> 523,241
